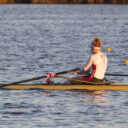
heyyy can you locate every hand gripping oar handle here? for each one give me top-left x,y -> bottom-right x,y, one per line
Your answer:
0,68 -> 79,88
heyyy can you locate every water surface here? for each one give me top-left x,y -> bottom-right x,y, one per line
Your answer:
0,4 -> 128,128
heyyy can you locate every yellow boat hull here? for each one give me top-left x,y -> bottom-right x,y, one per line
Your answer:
1,82 -> 128,91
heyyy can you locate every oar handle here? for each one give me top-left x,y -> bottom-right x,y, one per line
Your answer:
0,68 -> 79,88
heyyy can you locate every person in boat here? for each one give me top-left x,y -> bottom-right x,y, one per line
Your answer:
68,38 -> 108,84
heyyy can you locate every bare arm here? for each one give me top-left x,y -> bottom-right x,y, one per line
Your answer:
73,56 -> 93,75
84,56 -> 93,72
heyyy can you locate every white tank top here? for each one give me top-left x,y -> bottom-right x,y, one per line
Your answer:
90,52 -> 107,79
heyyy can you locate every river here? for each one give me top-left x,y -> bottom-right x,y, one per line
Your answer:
0,4 -> 128,128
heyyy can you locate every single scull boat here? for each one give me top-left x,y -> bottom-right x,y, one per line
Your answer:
1,68 -> 128,91
1,82 -> 128,91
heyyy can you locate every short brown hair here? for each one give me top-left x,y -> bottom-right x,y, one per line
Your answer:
92,38 -> 102,48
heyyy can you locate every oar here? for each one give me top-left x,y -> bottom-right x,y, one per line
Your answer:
0,68 -> 78,88
55,76 -> 110,85
106,73 -> 128,77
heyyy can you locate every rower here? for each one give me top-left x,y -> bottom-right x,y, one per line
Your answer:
69,38 -> 108,83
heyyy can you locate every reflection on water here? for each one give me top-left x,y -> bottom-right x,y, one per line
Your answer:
0,89 -> 128,128
45,89 -> 109,106
85,90 -> 109,106
75,90 -> 109,106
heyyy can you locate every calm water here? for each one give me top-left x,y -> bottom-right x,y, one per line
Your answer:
0,4 -> 128,128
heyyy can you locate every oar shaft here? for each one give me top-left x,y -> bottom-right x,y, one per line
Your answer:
2,76 -> 44,86
106,73 -> 128,77
0,68 -> 78,88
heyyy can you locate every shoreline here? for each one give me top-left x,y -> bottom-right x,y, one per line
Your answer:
0,0 -> 128,4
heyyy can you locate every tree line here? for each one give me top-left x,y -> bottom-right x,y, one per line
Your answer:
0,0 -> 127,4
